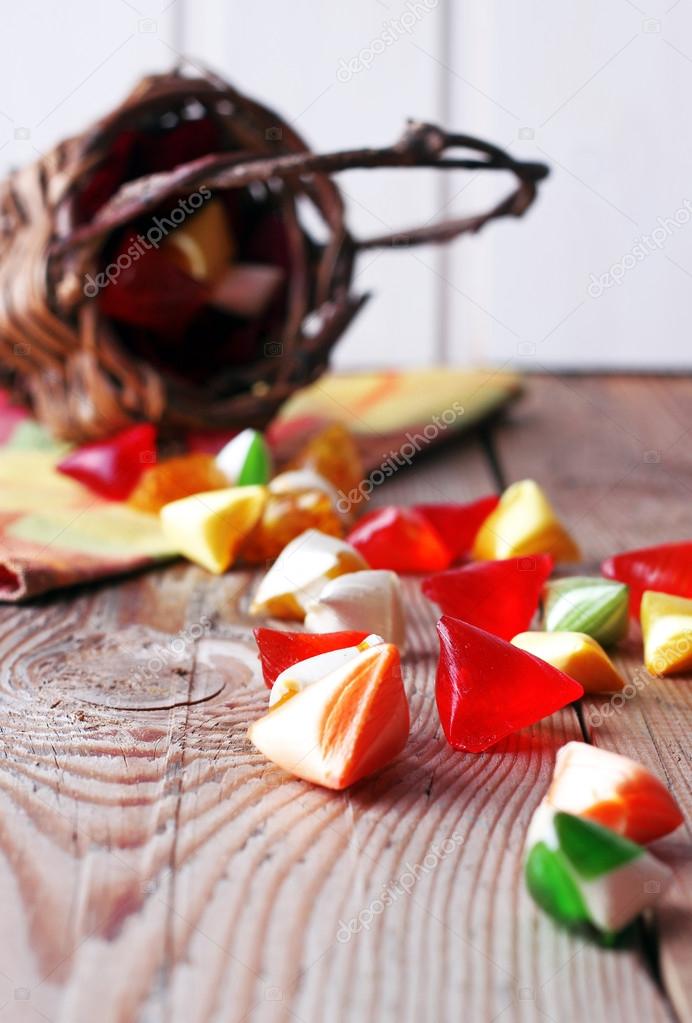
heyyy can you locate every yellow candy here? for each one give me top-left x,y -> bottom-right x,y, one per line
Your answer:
511,631 -> 624,693
160,486 -> 266,574
641,590 -> 692,676
162,198 -> 235,281
472,479 -> 580,562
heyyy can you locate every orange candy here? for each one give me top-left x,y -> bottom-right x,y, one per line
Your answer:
286,423 -> 363,498
128,453 -> 227,514
240,486 -> 343,563
545,741 -> 683,844
248,642 -> 410,789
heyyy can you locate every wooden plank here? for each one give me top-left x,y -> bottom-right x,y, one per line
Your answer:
495,374 -> 692,1022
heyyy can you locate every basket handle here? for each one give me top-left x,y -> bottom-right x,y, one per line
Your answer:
62,121 -> 548,252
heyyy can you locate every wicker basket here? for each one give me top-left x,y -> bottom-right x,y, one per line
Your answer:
0,66 -> 548,441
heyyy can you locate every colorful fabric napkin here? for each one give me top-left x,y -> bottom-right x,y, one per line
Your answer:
0,369 -> 520,601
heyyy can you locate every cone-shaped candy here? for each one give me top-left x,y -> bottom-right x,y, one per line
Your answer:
160,485 -> 266,574
511,632 -> 624,694
602,541 -> 692,618
254,627 -> 370,688
473,479 -> 580,562
346,506 -> 451,573
414,495 -> 499,562
543,575 -> 629,647
304,569 -> 406,648
641,589 -> 692,676
248,643 -> 410,789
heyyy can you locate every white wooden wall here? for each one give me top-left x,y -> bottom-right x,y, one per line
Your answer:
1,1 -> 691,370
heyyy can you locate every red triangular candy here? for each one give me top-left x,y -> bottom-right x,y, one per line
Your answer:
436,616 -> 584,753
415,495 -> 499,561
422,554 -> 553,641
253,627 -> 369,688
602,541 -> 692,617
346,506 -> 451,573
57,423 -> 157,500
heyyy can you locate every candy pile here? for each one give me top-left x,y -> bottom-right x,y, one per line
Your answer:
57,422 -> 688,939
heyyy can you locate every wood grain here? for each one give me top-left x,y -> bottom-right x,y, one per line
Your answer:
0,376 -> 688,1023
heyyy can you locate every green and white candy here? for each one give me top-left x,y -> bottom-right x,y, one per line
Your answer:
525,804 -> 670,935
216,429 -> 272,487
543,576 -> 629,647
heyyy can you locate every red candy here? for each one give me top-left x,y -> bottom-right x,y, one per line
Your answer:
435,616 -> 584,753
422,554 -> 553,641
253,628 -> 369,688
602,541 -> 692,618
346,506 -> 451,573
415,495 -> 499,562
57,423 -> 157,500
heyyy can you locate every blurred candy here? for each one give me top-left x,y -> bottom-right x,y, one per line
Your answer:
304,569 -> 406,648
269,634 -> 384,706
543,576 -> 629,647
422,555 -> 553,641
346,507 -> 451,573
57,423 -> 157,500
415,495 -> 499,562
286,423 -> 363,497
472,479 -> 580,563
162,198 -> 235,281
269,469 -> 348,522
216,428 -> 272,486
240,485 -> 344,564
248,643 -> 409,789
641,590 -> 692,676
525,804 -> 670,935
544,741 -> 683,844
511,632 -> 624,694
250,528 -> 367,620
602,542 -> 692,618
435,616 -> 583,753
254,627 -> 370,688
128,453 -> 227,513
160,485 -> 266,574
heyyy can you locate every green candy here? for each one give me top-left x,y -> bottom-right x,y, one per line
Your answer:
543,576 -> 629,646
525,806 -> 669,936
216,429 -> 272,487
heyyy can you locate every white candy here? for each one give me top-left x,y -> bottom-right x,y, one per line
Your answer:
250,528 -> 368,620
304,570 -> 406,649
269,634 -> 384,706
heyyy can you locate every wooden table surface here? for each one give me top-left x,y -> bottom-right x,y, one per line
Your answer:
0,375 -> 690,1023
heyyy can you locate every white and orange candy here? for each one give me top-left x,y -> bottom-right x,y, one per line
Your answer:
544,741 -> 683,844
248,642 -> 410,790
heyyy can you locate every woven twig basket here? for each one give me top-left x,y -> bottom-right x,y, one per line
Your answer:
0,67 -> 548,441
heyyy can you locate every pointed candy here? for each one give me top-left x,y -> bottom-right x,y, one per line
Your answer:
250,529 -> 368,620
269,634 -> 384,706
254,627 -> 370,688
511,632 -> 624,694
215,428 -> 272,486
128,453 -> 228,513
525,804 -> 670,935
472,479 -> 580,563
602,542 -> 692,618
304,569 -> 407,648
248,643 -> 410,789
543,576 -> 629,647
641,590 -> 692,676
414,495 -> 500,562
422,555 -> 553,641
545,741 -> 683,844
57,423 -> 157,500
346,507 -> 451,573
162,197 -> 235,281
286,423 -> 364,498
435,616 -> 584,753
239,482 -> 344,564
160,486 -> 266,574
